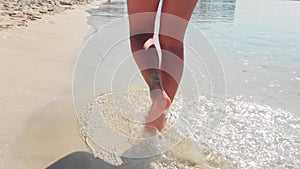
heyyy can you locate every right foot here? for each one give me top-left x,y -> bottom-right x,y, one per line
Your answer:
145,89 -> 171,132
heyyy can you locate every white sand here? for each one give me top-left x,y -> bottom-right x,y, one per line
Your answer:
0,2 -> 102,169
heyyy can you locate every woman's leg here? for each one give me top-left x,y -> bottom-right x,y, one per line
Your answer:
127,0 -> 160,89
159,0 -> 198,102
127,0 -> 171,131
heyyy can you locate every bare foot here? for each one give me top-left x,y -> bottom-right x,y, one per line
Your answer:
145,89 -> 171,132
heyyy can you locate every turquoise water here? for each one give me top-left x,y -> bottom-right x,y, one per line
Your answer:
192,0 -> 300,67
190,0 -> 300,113
75,0 -> 300,168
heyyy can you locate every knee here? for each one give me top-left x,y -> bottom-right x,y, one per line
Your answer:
130,33 -> 154,51
159,34 -> 183,53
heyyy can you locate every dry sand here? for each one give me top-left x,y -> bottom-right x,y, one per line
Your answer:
0,2 -> 102,169
0,0 -> 100,30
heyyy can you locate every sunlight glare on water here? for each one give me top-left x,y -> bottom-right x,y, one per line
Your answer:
79,85 -> 300,169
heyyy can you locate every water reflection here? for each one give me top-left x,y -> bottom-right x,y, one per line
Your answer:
193,0 -> 236,23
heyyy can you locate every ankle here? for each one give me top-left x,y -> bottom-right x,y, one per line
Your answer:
150,83 -> 162,91
149,72 -> 162,91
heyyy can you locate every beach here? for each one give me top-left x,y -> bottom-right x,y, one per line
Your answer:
0,0 -> 101,30
1,0 -> 300,169
0,1 -> 102,168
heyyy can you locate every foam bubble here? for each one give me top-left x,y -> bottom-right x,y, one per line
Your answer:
78,89 -> 300,169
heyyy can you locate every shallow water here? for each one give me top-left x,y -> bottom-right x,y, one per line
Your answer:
75,0 -> 300,168
190,0 -> 300,113
79,87 -> 300,169
79,87 -> 237,168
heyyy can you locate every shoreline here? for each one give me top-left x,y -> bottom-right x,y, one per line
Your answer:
0,1 -> 103,168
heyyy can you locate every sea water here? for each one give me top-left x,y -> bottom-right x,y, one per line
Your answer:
75,0 -> 300,168
78,86 -> 300,168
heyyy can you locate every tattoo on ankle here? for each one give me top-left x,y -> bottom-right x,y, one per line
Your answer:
150,72 -> 162,90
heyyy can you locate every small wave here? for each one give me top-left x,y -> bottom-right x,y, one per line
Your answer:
77,89 -> 300,169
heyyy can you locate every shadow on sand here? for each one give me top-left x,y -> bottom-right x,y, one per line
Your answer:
46,151 -> 154,169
